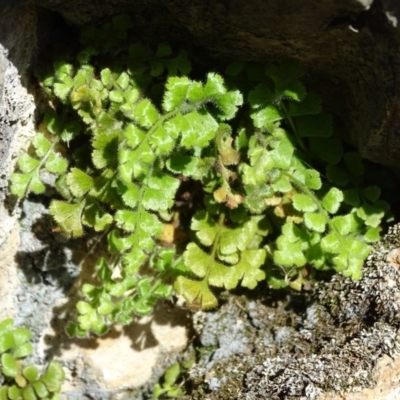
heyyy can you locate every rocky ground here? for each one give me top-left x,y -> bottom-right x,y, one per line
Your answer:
0,197 -> 191,399
2,2 -> 400,399
180,224 -> 400,399
1,176 -> 400,400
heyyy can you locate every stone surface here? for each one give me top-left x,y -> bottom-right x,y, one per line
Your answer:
183,224 -> 400,399
0,4 -> 36,247
320,355 -> 400,399
0,224 -> 20,321
2,1 -> 400,399
1,197 -> 191,399
58,312 -> 188,391
31,0 -> 400,172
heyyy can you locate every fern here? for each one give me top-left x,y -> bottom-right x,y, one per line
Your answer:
0,319 -> 65,400
10,15 -> 391,335
176,211 -> 268,308
10,132 -> 68,197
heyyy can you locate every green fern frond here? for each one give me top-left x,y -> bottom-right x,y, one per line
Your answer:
10,22 -> 393,334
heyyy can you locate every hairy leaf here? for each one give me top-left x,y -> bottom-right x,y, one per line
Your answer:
228,249 -> 266,289
292,193 -> 318,212
166,155 -> 202,177
356,201 -> 386,228
215,90 -> 243,120
321,233 -> 341,253
92,132 -> 119,169
149,125 -> 175,154
82,199 -> 113,231
134,99 -> 159,128
45,153 -> 68,174
204,73 -> 226,98
163,77 -> 191,111
121,183 -> 141,208
270,138 -> 294,170
191,211 -> 218,246
10,173 -> 43,197
322,188 -> 344,214
179,110 -> 218,149
251,104 -> 283,128
304,169 -> 322,190
17,154 -> 40,173
304,212 -> 326,233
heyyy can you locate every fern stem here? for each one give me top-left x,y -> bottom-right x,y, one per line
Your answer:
280,102 -> 307,152
204,212 -> 226,280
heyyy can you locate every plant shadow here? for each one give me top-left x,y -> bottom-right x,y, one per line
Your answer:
13,194 -> 193,362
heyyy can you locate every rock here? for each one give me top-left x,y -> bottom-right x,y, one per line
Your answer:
28,0 -> 400,172
0,3 -> 36,246
40,305 -> 189,399
0,196 -> 191,399
2,1 -> 400,398
0,224 -> 20,321
184,224 -> 400,399
320,355 -> 400,399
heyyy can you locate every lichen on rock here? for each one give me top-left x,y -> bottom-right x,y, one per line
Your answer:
186,224 -> 400,400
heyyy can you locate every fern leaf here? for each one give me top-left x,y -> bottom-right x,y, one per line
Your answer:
32,133 -> 52,157
179,110 -> 218,149
174,276 -> 218,310
92,132 -> 119,169
134,99 -> 159,128
49,200 -> 85,237
162,77 -> 191,111
45,153 -> 68,174
66,168 -> 94,197
82,199 -> 113,231
228,249 -> 266,289
17,154 -> 40,173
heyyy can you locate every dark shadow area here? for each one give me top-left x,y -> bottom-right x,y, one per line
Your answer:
15,193 -> 93,289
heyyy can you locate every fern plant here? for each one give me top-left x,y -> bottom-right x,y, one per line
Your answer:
0,319 -> 65,400
10,15 -> 390,335
152,363 -> 183,399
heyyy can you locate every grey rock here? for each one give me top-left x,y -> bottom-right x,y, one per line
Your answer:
2,1 -> 400,399
185,224 -> 400,399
